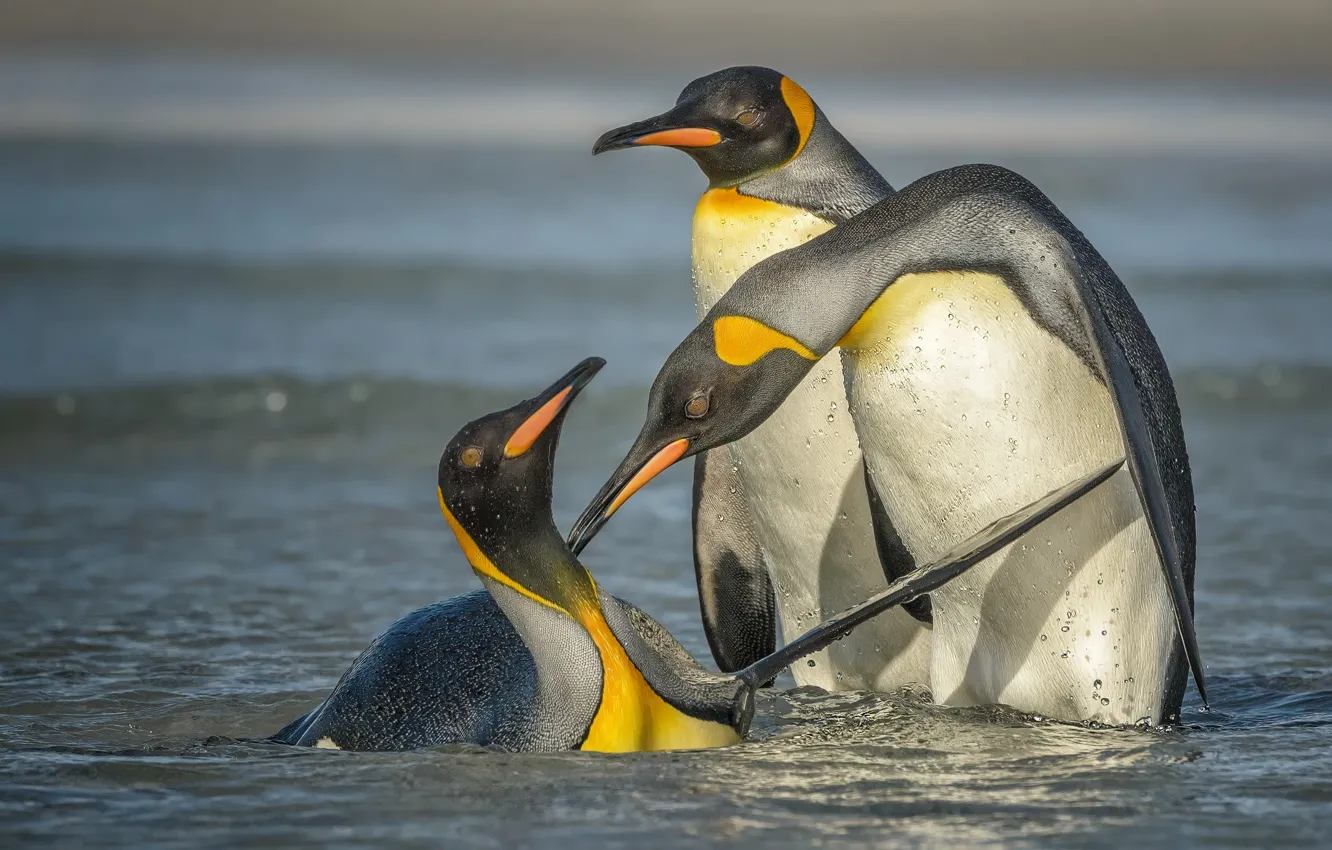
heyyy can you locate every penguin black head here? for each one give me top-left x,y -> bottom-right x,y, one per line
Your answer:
592,66 -> 817,188
567,317 -> 814,554
439,357 -> 605,614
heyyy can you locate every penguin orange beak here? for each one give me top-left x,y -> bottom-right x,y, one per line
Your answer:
504,358 -> 605,459
567,436 -> 691,554
593,105 -> 721,154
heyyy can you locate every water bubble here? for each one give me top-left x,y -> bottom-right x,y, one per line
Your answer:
1040,634 -> 1047,642
1094,679 -> 1102,689
1061,625 -> 1069,632
806,659 -> 816,668
1101,697 -> 1110,706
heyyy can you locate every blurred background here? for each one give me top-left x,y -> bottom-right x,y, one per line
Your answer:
2,2 -> 1331,847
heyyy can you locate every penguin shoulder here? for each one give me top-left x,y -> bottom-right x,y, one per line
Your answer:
599,594 -> 745,727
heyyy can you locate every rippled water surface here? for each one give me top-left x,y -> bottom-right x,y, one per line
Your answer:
2,58 -> 1332,848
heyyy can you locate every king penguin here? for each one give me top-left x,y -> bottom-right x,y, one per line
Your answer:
272,358 -> 745,752
569,165 -> 1208,726
589,66 -> 932,692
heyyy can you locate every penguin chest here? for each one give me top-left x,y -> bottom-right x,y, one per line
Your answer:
842,271 -> 1176,724
691,188 -> 834,314
689,190 -> 933,692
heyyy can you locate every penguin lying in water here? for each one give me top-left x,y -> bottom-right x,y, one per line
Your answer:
271,357 -> 1117,752
592,66 -> 933,689
568,164 -> 1209,726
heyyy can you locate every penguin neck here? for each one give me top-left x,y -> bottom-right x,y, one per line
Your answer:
443,504 -> 594,621
733,106 -> 894,225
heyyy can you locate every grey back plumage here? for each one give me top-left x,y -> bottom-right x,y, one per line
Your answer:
272,588 -> 602,752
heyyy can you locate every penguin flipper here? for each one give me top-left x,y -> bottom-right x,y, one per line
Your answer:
692,450 -> 777,673
737,458 -> 1124,689
269,711 -> 312,744
1069,268 -> 1209,709
861,459 -> 931,624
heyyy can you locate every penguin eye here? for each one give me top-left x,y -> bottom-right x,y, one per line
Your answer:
735,109 -> 760,127
459,446 -> 484,469
684,392 -> 711,419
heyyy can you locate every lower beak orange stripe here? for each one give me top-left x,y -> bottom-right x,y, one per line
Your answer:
606,438 -> 690,517
504,386 -> 572,457
633,128 -> 721,148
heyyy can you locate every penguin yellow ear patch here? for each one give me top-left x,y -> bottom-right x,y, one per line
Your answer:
780,77 -> 816,159
713,315 -> 817,366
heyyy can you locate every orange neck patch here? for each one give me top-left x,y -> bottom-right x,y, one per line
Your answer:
780,77 -> 816,161
713,314 -> 818,366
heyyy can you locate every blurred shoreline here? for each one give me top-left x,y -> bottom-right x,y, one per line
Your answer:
2,1 -> 1331,83
1,54 -> 1330,158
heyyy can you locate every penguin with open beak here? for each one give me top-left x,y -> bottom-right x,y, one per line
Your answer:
569,164 -> 1208,726
269,355 -> 1117,751
592,66 -> 932,693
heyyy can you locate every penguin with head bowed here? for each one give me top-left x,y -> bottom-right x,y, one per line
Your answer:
570,164 -> 1208,727
592,66 -> 933,692
269,355 -> 1114,752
